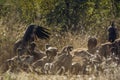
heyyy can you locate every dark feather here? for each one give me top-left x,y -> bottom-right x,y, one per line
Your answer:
23,25 -> 34,42
22,25 -> 50,43
35,26 -> 51,39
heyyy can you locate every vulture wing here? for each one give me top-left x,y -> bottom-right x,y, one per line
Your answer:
35,26 -> 51,39
23,25 -> 34,42
22,25 -> 50,43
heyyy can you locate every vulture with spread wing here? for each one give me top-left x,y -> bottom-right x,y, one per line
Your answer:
14,25 -> 51,54
22,25 -> 50,43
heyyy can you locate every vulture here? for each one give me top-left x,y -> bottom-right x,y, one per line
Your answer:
13,25 -> 51,54
108,22 -> 117,43
22,24 -> 50,43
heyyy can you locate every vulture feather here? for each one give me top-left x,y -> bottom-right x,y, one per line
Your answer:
13,25 -> 50,54
23,24 -> 50,43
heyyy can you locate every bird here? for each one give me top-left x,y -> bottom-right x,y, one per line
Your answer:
13,24 -> 51,54
22,24 -> 50,43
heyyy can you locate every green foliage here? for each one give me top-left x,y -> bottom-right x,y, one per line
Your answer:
0,0 -> 120,35
10,0 -> 38,23
46,0 -> 87,31
0,0 -> 6,4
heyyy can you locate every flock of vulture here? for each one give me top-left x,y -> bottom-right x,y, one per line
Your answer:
1,25 -> 120,75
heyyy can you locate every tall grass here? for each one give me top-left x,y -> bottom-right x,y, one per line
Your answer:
1,66 -> 120,80
0,25 -> 90,65
0,18 -> 120,80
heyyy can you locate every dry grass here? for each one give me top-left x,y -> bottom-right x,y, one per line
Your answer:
0,67 -> 120,80
0,21 -> 120,80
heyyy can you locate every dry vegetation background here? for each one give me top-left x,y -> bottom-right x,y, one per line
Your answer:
0,0 -> 120,80
0,21 -> 120,80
